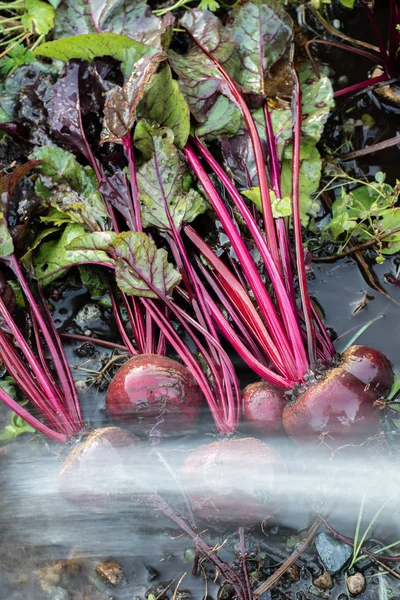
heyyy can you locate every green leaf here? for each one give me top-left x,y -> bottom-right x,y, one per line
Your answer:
242,188 -> 291,218
31,147 -> 110,232
0,378 -> 35,443
0,217 -> 14,259
33,224 -> 112,286
198,0 -> 220,10
34,33 -> 155,71
339,0 -> 355,7
0,44 -> 36,77
78,265 -> 108,297
68,231 -> 181,298
138,63 -> 190,149
20,226 -> 60,272
136,126 -> 207,232
196,95 -> 242,140
225,0 -> 293,95
21,0 -> 55,35
280,145 -> 322,224
388,371 -> 400,401
102,53 -> 166,143
298,62 -> 334,144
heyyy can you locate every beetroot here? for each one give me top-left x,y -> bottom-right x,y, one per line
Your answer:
282,346 -> 394,448
181,437 -> 284,526
106,354 -> 203,435
243,381 -> 285,434
59,427 -> 142,507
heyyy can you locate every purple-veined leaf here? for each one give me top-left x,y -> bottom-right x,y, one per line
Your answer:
169,49 -> 241,139
68,231 -> 181,298
102,53 -> 166,143
225,0 -> 293,95
134,125 -> 207,232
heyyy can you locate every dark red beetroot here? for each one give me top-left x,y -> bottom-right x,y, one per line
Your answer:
181,437 -> 284,526
282,346 -> 394,448
106,354 -> 203,436
59,427 -> 143,507
243,381 -> 286,434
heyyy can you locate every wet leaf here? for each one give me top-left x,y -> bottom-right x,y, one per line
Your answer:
0,220 -> 14,260
68,231 -> 181,298
33,224 -> 112,286
138,63 -> 190,149
44,61 -> 91,160
298,62 -> 334,143
225,0 -> 293,95
20,226 -> 60,272
135,126 -> 207,232
34,33 -> 155,73
21,0 -> 55,35
102,53 -> 166,143
54,0 -> 173,49
31,147 -> 110,232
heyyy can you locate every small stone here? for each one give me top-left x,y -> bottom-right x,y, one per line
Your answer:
145,566 -> 160,581
315,533 -> 352,574
46,587 -> 70,600
175,592 -> 191,600
284,564 -> 300,583
95,561 -> 122,586
346,573 -> 366,596
75,303 -> 102,329
314,571 -> 333,591
218,583 -> 234,600
145,581 -> 171,599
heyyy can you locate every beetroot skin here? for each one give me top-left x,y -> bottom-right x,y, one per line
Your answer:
181,437 -> 284,526
243,381 -> 285,434
283,345 -> 394,448
59,427 -> 142,507
106,354 -> 202,435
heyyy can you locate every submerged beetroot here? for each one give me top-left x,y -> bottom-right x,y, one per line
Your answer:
59,427 -> 142,507
181,437 -> 284,526
243,381 -> 285,434
282,346 -> 394,448
106,354 -> 203,435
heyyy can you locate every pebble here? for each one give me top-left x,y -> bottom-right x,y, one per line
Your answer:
95,561 -> 122,586
346,573 -> 366,596
145,566 -> 160,581
175,592 -> 192,600
75,303 -> 102,329
315,533 -> 352,574
314,571 -> 333,590
218,582 -> 235,600
284,564 -> 300,583
46,587 -> 70,600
